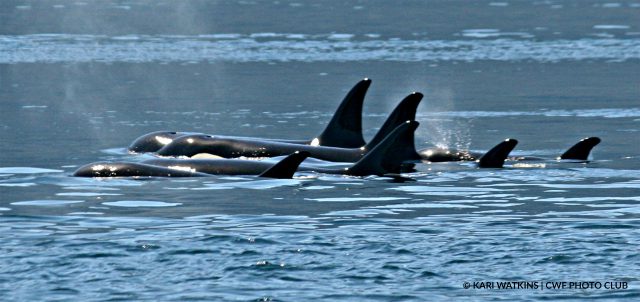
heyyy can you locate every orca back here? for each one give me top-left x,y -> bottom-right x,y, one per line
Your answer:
73,162 -> 208,177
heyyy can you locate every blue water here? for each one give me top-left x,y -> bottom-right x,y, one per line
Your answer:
1,0 -> 640,301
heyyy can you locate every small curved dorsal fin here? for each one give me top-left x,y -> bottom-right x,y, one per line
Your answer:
559,137 -> 601,160
477,139 -> 518,168
259,151 -> 310,179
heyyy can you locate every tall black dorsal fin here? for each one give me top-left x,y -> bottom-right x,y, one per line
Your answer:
365,92 -> 423,150
259,151 -> 311,179
559,137 -> 601,160
312,78 -> 371,148
477,139 -> 518,168
348,121 -> 420,176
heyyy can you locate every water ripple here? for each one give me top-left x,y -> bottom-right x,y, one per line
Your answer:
11,200 -> 84,206
420,108 -> 640,119
102,200 -> 182,207
0,167 -> 63,174
1,34 -> 639,63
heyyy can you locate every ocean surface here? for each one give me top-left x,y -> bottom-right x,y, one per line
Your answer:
1,0 -> 639,301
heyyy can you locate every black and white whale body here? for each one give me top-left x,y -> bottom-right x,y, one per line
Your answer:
128,130 -> 199,154
414,138 -> 518,168
411,138 -> 518,169
418,137 -> 601,163
145,121 -> 421,177
157,121 -> 421,163
73,162 -> 211,178
76,122 -> 518,179
75,121 -> 421,178
73,151 -> 311,179
155,94 -> 423,163
127,78 -> 372,153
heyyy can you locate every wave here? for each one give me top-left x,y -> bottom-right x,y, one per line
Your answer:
418,108 -> 640,119
1,34 -> 639,63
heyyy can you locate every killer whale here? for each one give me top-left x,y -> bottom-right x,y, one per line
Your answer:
75,121 -> 420,178
73,151 -> 311,179
557,137 -> 602,161
78,121 -> 431,178
127,78 -> 372,153
76,121 -> 518,179
415,138 -> 519,168
156,93 -> 423,163
145,121 -> 419,176
128,130 -> 198,154
418,137 -> 601,163
143,121 -> 421,177
476,139 -> 518,168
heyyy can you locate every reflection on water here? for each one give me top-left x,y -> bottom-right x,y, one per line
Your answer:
1,206 -> 639,300
7,148 -> 637,300
2,156 -> 639,299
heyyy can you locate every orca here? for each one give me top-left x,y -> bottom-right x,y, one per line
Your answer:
146,121 -> 421,177
476,139 -> 518,168
156,93 -> 423,163
417,148 -> 479,162
128,131 -> 199,154
558,137 -> 601,161
127,78 -> 372,153
75,122 -> 518,179
418,137 -> 601,163
415,138 -> 518,169
77,121 -> 422,178
73,151 -> 311,179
